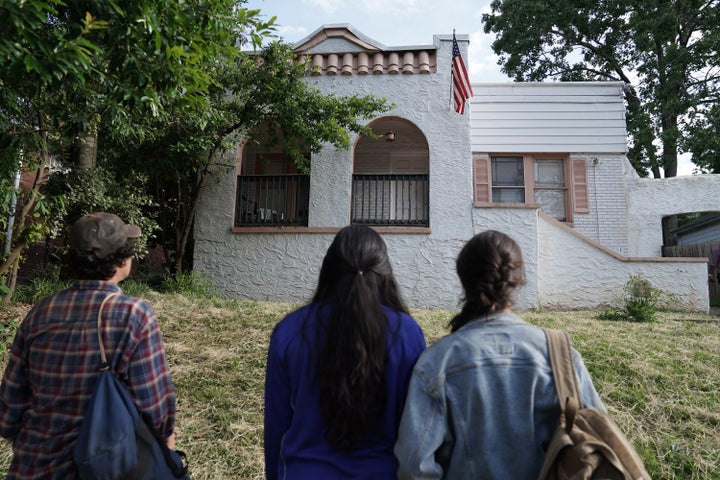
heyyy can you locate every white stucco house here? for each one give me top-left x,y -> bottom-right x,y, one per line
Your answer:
193,24 -> 718,312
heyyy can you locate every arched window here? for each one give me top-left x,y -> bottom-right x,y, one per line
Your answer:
352,118 -> 429,226
235,139 -> 310,227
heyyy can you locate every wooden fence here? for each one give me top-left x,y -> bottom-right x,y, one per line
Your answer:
663,242 -> 720,305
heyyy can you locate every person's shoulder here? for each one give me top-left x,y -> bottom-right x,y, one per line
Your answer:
413,329 -> 463,364
22,291 -> 63,325
383,306 -> 416,323
385,307 -> 425,335
273,304 -> 313,335
116,294 -> 155,315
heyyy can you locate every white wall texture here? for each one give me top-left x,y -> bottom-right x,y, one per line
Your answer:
194,35 -> 476,309
470,206 -> 540,311
625,167 -> 720,257
538,213 -> 708,311
192,30 -> 716,313
565,153 -> 630,256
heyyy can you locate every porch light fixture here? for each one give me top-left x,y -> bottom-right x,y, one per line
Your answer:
385,130 -> 396,142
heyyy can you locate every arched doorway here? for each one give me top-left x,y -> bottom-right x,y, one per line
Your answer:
352,117 -> 430,226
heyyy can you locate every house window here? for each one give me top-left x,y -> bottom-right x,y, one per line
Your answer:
351,174 -> 429,226
492,156 -> 525,203
533,158 -> 566,220
235,153 -> 310,227
352,119 -> 430,227
474,154 -> 588,222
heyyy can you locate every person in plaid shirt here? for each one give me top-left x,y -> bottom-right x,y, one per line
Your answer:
0,212 -> 178,479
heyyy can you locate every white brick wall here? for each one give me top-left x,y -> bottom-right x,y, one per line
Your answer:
571,154 -> 630,256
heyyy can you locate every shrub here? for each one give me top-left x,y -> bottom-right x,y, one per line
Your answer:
598,275 -> 677,323
0,307 -> 20,363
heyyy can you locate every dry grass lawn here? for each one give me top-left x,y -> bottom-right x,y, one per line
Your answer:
0,293 -> 718,479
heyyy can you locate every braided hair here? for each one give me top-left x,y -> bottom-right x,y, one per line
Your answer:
449,230 -> 525,332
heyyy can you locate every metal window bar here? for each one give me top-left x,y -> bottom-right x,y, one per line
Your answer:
352,174 -> 429,226
235,175 -> 310,226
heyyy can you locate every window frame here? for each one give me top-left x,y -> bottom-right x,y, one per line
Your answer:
473,153 -> 589,223
234,151 -> 311,228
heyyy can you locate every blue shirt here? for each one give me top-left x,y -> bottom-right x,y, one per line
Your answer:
394,312 -> 604,480
264,304 -> 426,480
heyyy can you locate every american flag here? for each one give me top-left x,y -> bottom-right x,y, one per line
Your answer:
451,32 -> 473,114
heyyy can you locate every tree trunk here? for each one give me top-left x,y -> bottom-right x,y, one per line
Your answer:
174,171 -> 208,276
1,114 -> 52,301
2,259 -> 20,304
662,215 -> 679,248
660,114 -> 679,247
661,114 -> 679,178
73,132 -> 98,169
173,144 -> 222,276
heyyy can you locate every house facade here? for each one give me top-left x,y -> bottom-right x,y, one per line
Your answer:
193,25 -> 715,312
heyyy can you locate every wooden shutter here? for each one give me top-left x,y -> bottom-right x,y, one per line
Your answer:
473,156 -> 491,203
571,157 -> 589,213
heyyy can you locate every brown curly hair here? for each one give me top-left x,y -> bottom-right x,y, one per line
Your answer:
449,230 -> 526,332
66,240 -> 135,280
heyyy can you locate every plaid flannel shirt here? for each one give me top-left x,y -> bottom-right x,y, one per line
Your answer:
0,280 -> 176,479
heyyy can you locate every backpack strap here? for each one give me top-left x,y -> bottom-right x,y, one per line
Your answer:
544,328 -> 583,416
96,293 -> 120,370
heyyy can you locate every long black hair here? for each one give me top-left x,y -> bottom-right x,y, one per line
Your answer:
449,230 -> 525,332
310,225 -> 408,451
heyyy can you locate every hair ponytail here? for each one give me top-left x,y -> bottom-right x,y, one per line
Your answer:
310,226 -> 408,451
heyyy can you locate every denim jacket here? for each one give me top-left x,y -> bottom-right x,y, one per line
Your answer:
394,312 -> 604,480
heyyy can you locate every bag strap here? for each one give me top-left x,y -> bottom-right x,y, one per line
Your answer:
544,328 -> 582,411
96,292 -> 120,370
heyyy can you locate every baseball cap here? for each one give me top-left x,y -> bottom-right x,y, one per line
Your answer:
69,212 -> 142,260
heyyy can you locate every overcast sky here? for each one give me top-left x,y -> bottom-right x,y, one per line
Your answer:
244,0 -> 695,175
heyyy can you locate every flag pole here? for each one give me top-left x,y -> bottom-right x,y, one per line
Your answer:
450,29 -> 455,111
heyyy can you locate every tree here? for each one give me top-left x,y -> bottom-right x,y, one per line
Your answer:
104,42 -> 391,274
482,0 -> 720,179
2,0 -> 389,284
685,103 -> 720,172
0,0 -> 275,296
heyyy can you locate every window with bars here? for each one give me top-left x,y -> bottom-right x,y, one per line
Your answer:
351,174 -> 429,226
235,175 -> 309,226
235,152 -> 310,227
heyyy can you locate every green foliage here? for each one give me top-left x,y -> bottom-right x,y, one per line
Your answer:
159,271 -> 216,298
13,268 -> 71,304
233,42 -> 391,170
684,103 -> 720,173
598,275 -> 677,323
482,0 -> 720,178
104,40 -> 391,274
2,0 -> 388,280
43,166 -> 158,256
0,310 -> 19,365
676,212 -> 702,228
0,166 -> 66,299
